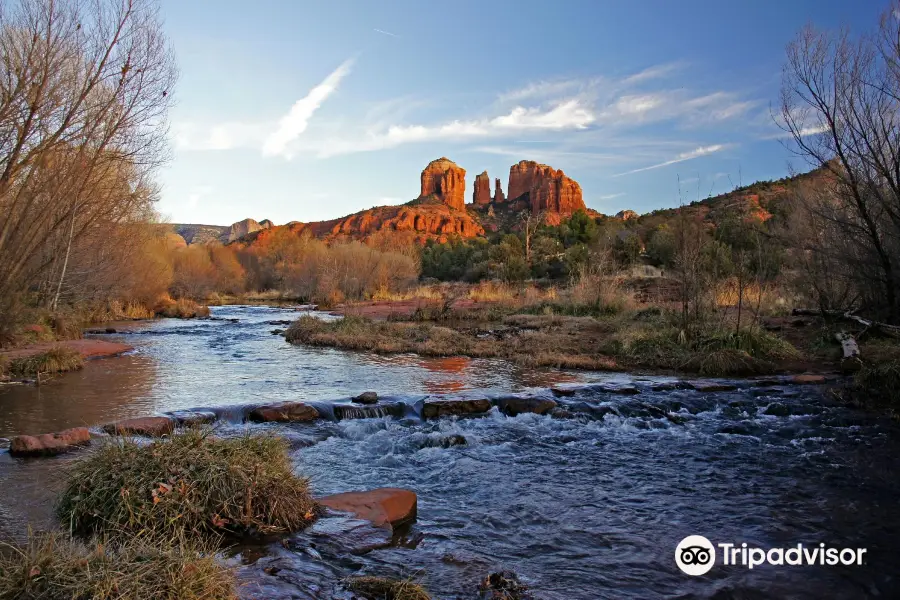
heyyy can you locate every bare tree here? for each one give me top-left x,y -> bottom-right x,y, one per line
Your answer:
780,1 -> 900,322
0,0 -> 176,313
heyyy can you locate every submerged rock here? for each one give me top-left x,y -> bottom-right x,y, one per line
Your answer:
420,398 -> 491,419
791,374 -> 828,384
319,488 -> 417,530
764,402 -> 791,417
103,416 -> 174,437
10,427 -> 91,457
495,396 -> 557,416
352,391 -> 379,404
684,381 -> 739,393
249,401 -> 320,423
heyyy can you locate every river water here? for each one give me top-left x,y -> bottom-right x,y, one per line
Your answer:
0,305 -> 898,599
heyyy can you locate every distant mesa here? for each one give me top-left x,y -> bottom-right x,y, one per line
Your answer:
227,217 -> 272,243
419,157 -> 466,211
615,210 -> 638,220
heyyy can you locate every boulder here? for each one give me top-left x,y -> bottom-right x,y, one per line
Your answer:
764,402 -> 791,416
420,398 -> 492,419
10,427 -> 91,457
352,391 -> 379,404
248,402 -> 320,423
473,171 -> 492,206
495,396 -> 557,416
507,160 -> 585,216
103,416 -> 175,437
419,157 -> 466,211
318,488 -> 417,529
494,178 -> 506,203
479,571 -> 533,600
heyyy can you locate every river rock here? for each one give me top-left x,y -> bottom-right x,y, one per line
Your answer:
103,416 -> 174,437
684,381 -> 739,393
791,374 -> 827,384
352,391 -> 379,404
294,514 -> 394,555
764,402 -> 791,417
420,398 -> 492,419
496,396 -> 557,416
318,488 -> 417,530
333,402 -> 406,420
167,410 -> 218,427
249,402 -> 320,423
9,427 -> 91,457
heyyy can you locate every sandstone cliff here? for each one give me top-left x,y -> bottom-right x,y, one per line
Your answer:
420,157 -> 466,211
494,178 -> 506,204
473,171 -> 492,206
227,218 -> 272,243
507,160 -> 585,217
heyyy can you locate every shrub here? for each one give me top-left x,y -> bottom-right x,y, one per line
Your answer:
346,576 -> 431,600
7,346 -> 84,378
0,532 -> 235,600
57,430 -> 318,541
853,359 -> 900,406
154,296 -> 211,318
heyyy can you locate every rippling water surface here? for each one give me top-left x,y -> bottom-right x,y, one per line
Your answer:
1,305 -> 899,599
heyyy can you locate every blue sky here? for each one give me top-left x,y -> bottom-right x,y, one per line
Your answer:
155,0 -> 884,225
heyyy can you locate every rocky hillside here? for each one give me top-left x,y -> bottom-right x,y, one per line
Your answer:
173,218 -> 273,245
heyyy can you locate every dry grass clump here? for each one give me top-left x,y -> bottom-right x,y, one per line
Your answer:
57,430 -> 318,541
6,346 -> 84,378
154,297 -> 210,319
346,576 -> 431,600
0,531 -> 236,600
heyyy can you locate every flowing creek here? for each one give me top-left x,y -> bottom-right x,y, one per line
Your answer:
1,305 -> 899,599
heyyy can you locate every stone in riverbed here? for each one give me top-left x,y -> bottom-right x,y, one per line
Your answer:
495,396 -> 557,416
248,402 -> 320,423
420,398 -> 492,419
318,488 -> 417,530
167,410 -> 218,427
479,570 -> 534,600
10,427 -> 91,456
103,416 -> 174,437
683,381 -> 739,393
352,391 -> 379,404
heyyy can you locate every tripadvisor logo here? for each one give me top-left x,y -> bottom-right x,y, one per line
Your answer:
675,535 -> 867,575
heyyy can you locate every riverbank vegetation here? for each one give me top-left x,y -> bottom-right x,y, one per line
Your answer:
346,576 -> 432,600
0,533 -> 236,600
58,430 -> 318,541
1,346 -> 84,379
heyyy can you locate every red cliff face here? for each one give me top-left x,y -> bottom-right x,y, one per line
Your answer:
507,160 -> 585,215
420,157 -> 466,211
473,171 -> 492,206
494,178 -> 506,204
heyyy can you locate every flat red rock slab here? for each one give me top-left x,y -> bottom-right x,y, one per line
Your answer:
420,398 -> 491,419
10,427 -> 91,457
791,374 -> 828,384
248,401 -> 320,423
103,416 -> 174,437
0,339 -> 132,361
319,488 -> 417,529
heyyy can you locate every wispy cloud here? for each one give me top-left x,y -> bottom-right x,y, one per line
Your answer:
613,144 -> 729,177
598,192 -> 626,200
262,59 -> 354,158
373,28 -> 398,37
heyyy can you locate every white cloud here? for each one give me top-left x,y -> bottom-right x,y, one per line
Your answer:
621,62 -> 686,85
491,100 -> 594,129
497,79 -> 591,103
598,192 -> 625,200
613,144 -> 729,177
614,94 -> 665,116
373,28 -> 398,37
262,59 -> 354,158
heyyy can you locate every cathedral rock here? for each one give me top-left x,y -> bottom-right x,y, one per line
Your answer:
420,157 -> 466,211
507,160 -> 585,216
473,171 -> 492,206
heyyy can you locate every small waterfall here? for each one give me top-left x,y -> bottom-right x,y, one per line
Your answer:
333,402 -> 405,421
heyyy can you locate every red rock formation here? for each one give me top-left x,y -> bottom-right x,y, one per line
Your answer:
420,157 -> 466,211
494,178 -> 506,204
473,171 -> 491,205
319,488 -> 417,530
615,210 -> 638,220
507,160 -> 585,215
